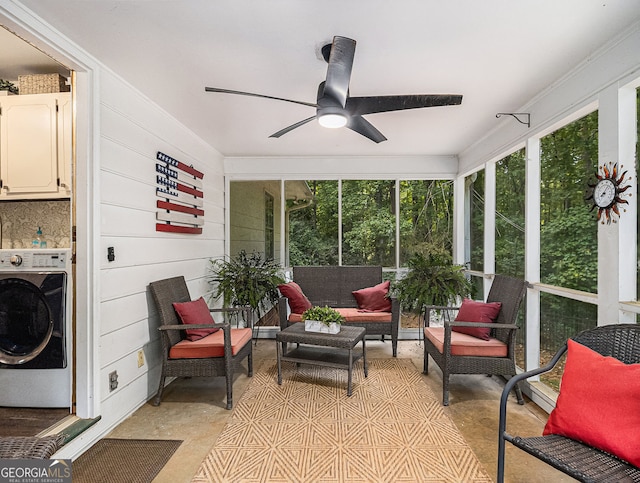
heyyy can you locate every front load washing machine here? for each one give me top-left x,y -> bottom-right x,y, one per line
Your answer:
0,249 -> 72,408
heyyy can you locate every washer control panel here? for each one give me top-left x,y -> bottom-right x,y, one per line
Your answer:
0,250 -> 71,270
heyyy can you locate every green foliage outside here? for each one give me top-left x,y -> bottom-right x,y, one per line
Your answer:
495,150 -> 525,278
341,180 -> 396,266
468,170 -> 485,271
289,179 -> 454,268
399,180 -> 454,264
540,111 -> 598,293
288,180 -> 339,266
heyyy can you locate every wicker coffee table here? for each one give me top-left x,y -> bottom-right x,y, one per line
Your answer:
276,323 -> 367,396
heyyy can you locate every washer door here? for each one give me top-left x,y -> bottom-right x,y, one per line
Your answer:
0,278 -> 53,365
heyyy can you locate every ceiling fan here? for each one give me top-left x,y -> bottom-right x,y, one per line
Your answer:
205,36 -> 463,143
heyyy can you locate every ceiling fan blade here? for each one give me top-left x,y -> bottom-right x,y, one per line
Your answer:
269,115 -> 317,138
323,36 -> 356,107
205,87 -> 317,108
347,115 -> 387,143
346,94 -> 463,116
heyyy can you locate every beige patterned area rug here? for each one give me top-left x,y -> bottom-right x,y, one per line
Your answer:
193,359 -> 491,483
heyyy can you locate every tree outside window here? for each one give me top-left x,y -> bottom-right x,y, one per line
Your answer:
341,180 -> 396,267
539,111 -> 599,369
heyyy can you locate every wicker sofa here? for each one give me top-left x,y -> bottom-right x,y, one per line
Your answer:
278,266 -> 400,356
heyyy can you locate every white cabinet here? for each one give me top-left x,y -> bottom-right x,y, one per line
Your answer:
0,92 -> 72,199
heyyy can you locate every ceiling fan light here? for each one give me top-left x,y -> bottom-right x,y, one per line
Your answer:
318,113 -> 347,129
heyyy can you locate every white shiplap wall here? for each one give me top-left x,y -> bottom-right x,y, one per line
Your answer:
95,69 -> 225,432
50,70 -> 225,459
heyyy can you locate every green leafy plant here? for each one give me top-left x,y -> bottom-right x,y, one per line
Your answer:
208,250 -> 285,323
301,306 -> 344,326
0,79 -> 18,94
393,251 -> 472,316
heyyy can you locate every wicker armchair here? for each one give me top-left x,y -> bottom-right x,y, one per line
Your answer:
0,435 -> 65,459
149,276 -> 253,409
497,324 -> 640,483
423,274 -> 527,406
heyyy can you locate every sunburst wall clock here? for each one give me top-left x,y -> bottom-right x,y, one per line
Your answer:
586,162 -> 632,224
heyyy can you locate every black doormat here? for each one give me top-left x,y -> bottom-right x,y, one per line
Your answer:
72,438 -> 181,483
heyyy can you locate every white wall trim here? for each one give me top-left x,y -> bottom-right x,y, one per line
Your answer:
224,155 -> 458,178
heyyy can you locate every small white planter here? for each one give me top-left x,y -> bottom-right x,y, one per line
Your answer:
304,320 -> 341,334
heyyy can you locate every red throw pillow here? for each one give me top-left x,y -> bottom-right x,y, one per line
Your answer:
172,297 -> 219,341
278,282 -> 312,314
352,280 -> 392,312
452,298 -> 502,340
543,339 -> 640,467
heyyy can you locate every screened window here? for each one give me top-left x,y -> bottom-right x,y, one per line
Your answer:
539,293 -> 596,390
540,111 -> 598,292
399,180 -> 454,265
495,150 -> 525,278
233,178 -> 455,270
287,180 -> 338,266
467,170 -> 485,272
342,180 -> 395,267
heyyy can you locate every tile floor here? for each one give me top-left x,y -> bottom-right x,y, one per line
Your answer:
107,339 -> 574,482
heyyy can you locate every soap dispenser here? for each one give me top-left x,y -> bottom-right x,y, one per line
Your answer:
32,227 -> 42,249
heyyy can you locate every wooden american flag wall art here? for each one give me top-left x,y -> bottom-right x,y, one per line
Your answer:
155,151 -> 205,234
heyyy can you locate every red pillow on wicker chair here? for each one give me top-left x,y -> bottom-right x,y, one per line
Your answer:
173,297 -> 219,341
278,282 -> 312,314
452,298 -> 502,340
543,339 -> 640,467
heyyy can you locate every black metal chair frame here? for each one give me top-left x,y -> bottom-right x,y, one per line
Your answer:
149,276 -> 253,410
423,274 -> 527,406
497,323 -> 640,483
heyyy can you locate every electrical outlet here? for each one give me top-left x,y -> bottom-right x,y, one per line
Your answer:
137,350 -> 145,368
109,370 -> 118,391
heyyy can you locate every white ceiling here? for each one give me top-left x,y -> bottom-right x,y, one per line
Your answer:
5,1 -> 640,158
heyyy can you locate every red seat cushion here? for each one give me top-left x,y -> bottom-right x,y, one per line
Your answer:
452,299 -> 502,340
169,328 -> 253,359
172,297 -> 219,341
288,307 -> 391,323
543,339 -> 640,468
352,280 -> 392,312
278,282 -> 312,314
424,327 -> 508,357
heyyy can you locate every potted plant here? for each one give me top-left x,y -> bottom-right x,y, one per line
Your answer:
208,250 -> 285,326
0,79 -> 18,95
301,306 -> 344,334
393,251 -> 472,320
